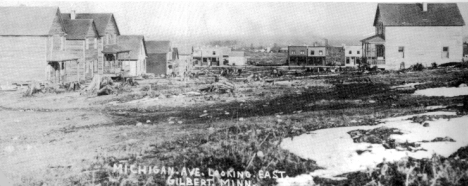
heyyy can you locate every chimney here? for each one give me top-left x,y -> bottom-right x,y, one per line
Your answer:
423,3 -> 427,12
71,10 -> 76,20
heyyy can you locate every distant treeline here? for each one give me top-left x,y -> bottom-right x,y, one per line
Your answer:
207,40 -> 240,47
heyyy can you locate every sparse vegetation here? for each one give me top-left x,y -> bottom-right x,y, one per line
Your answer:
2,67 -> 468,186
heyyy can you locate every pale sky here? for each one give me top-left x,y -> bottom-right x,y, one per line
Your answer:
2,1 -> 468,47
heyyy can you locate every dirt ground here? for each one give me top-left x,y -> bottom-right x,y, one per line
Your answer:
1,68 -> 468,185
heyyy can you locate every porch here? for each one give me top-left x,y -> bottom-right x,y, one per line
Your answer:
46,51 -> 80,84
289,56 -> 326,66
361,35 -> 385,66
193,57 -> 220,66
102,45 -> 131,76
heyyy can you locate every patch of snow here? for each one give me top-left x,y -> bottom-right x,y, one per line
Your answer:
280,112 -> 468,180
0,171 -> 13,186
413,87 -> 468,97
391,83 -> 422,89
425,105 -> 447,110
276,174 -> 315,186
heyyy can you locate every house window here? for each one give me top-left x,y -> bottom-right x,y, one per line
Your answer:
319,50 -> 323,55
61,37 -> 64,51
346,57 -> 350,64
442,47 -> 449,58
376,45 -> 385,57
213,51 -> 216,55
94,38 -> 98,49
398,46 -> 404,58
291,51 -> 296,54
300,50 -> 305,54
349,50 -> 352,55
310,50 -> 315,55
357,50 -> 360,55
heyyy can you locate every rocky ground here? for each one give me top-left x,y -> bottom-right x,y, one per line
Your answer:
1,67 -> 468,186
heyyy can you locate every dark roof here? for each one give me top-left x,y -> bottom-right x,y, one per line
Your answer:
146,41 -> 171,54
375,3 -> 465,26
62,19 -> 96,39
0,7 -> 60,35
62,13 -> 119,36
102,44 -> 130,54
116,35 -> 147,60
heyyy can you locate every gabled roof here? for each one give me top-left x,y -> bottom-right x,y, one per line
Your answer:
0,6 -> 61,36
374,3 -> 465,26
146,41 -> 171,54
360,35 -> 385,44
62,19 -> 97,39
102,44 -> 130,54
116,35 -> 147,60
62,13 -> 120,36
47,51 -> 80,62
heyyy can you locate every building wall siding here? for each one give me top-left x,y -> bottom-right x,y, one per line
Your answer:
64,39 -> 85,82
0,37 -> 47,83
147,53 -> 167,76
385,26 -> 463,69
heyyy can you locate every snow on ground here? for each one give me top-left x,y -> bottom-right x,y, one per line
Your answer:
413,87 -> 468,97
277,112 -> 468,184
391,83 -> 423,89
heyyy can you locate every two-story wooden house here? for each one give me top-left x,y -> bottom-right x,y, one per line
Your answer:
61,12 -> 100,81
0,7 -> 80,84
62,12 -> 120,75
362,3 -> 465,70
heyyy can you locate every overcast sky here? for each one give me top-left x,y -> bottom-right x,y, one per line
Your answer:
2,1 -> 468,47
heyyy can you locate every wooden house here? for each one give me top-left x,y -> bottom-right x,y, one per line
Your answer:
362,3 -> 465,69
61,13 -> 100,81
62,12 -> 120,75
114,35 -> 147,77
0,7 -> 79,84
145,41 -> 176,76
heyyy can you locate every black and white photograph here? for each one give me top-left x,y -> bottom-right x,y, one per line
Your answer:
1,1 -> 468,185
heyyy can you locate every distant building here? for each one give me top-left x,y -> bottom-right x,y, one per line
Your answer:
307,46 -> 327,66
344,46 -> 362,67
192,46 -> 231,66
228,51 -> 247,66
288,46 -> 308,66
288,45 -> 344,66
361,3 -> 465,69
278,47 -> 289,53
